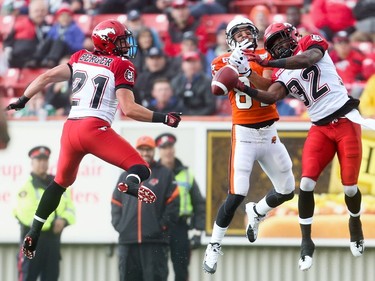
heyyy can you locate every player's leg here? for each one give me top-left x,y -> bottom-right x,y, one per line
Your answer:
247,129 -> 295,243
298,125 -> 336,270
203,125 -> 255,274
336,120 -> 364,256
23,120 -> 85,259
79,118 -> 155,203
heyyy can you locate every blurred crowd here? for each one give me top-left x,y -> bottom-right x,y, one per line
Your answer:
0,0 -> 374,119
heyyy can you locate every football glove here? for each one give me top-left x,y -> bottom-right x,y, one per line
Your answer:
6,95 -> 30,111
228,43 -> 252,77
164,112 -> 182,128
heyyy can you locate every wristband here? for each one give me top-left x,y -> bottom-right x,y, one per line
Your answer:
152,112 -> 166,123
268,58 -> 287,68
243,85 -> 259,98
20,95 -> 31,103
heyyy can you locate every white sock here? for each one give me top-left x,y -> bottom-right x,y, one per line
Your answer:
210,222 -> 228,244
253,197 -> 272,216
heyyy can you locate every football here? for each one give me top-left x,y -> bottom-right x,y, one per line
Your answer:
211,65 -> 239,96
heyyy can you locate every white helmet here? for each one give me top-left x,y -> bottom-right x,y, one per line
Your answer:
226,17 -> 259,51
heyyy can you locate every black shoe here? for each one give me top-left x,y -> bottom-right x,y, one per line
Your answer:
22,230 -> 40,259
349,216 -> 364,257
117,182 -> 156,203
298,238 -> 315,271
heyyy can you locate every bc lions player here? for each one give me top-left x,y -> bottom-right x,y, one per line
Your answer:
243,22 -> 375,271
203,17 -> 295,274
6,19 -> 182,260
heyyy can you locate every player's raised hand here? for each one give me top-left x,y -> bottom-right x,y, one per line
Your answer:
244,51 -> 269,67
5,95 -> 30,111
164,112 -> 182,128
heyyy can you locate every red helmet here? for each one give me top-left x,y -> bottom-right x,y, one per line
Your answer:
264,22 -> 299,59
91,19 -> 137,58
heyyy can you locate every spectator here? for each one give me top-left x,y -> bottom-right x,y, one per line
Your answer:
329,31 -> 366,88
95,0 -> 126,14
171,51 -> 216,115
249,5 -> 271,48
43,56 -> 72,116
147,77 -> 184,113
173,31 -> 208,73
351,0 -> 375,43
3,0 -> 50,68
70,0 -> 86,14
125,9 -> 163,49
205,21 -> 228,76
164,0 -> 208,57
359,73 -> 375,118
309,0 -> 356,42
111,135 -> 180,281
285,6 -> 320,37
14,145 -> 75,281
134,46 -> 178,106
155,132 -> 206,281
189,0 -> 229,19
131,26 -> 161,74
143,0 -> 172,14
25,4 -> 85,68
0,100 -> 10,149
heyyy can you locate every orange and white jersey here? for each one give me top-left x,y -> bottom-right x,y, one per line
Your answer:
211,49 -> 279,125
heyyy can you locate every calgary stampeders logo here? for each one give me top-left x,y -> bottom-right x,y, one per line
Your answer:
124,69 -> 134,83
271,136 -> 277,144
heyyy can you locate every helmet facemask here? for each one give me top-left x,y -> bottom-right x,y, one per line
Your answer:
266,27 -> 298,59
226,23 -> 259,51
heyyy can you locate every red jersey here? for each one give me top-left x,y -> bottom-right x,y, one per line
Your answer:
211,49 -> 279,125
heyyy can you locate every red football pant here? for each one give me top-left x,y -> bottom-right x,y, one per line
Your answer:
55,118 -> 147,187
302,118 -> 362,186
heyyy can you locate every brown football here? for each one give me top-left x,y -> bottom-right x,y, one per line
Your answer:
211,65 -> 239,96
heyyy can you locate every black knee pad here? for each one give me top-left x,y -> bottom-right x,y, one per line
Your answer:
216,194 -> 245,227
266,189 -> 294,208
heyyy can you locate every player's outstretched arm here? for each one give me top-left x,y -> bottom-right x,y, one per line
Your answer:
6,64 -> 72,111
116,89 -> 182,128
236,79 -> 288,104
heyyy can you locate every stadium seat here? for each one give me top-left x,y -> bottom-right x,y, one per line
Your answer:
74,14 -> 93,36
200,14 -> 246,47
271,0 -> 304,13
2,68 -> 47,97
142,14 -> 168,36
229,0 -> 274,14
91,14 -> 127,30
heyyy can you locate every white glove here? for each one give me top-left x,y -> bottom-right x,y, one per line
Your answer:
228,47 -> 252,77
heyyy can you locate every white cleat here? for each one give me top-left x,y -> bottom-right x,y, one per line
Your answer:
350,240 -> 365,257
299,256 -> 313,271
245,202 -> 265,243
202,243 -> 223,274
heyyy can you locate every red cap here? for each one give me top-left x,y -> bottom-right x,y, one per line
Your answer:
55,4 -> 74,17
172,0 -> 188,8
182,51 -> 200,61
136,136 -> 156,149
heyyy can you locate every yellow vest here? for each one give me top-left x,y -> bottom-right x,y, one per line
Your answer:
13,176 -> 75,231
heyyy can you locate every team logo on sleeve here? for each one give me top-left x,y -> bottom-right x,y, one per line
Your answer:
310,34 -> 323,42
124,69 -> 135,83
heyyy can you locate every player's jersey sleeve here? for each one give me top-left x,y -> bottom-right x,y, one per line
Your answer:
297,34 -> 328,53
68,50 -> 135,124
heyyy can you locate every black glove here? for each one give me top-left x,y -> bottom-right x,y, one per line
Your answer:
164,112 -> 182,128
6,95 -> 30,111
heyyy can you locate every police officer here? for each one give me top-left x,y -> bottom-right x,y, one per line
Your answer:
14,146 -> 75,281
155,133 -> 206,281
